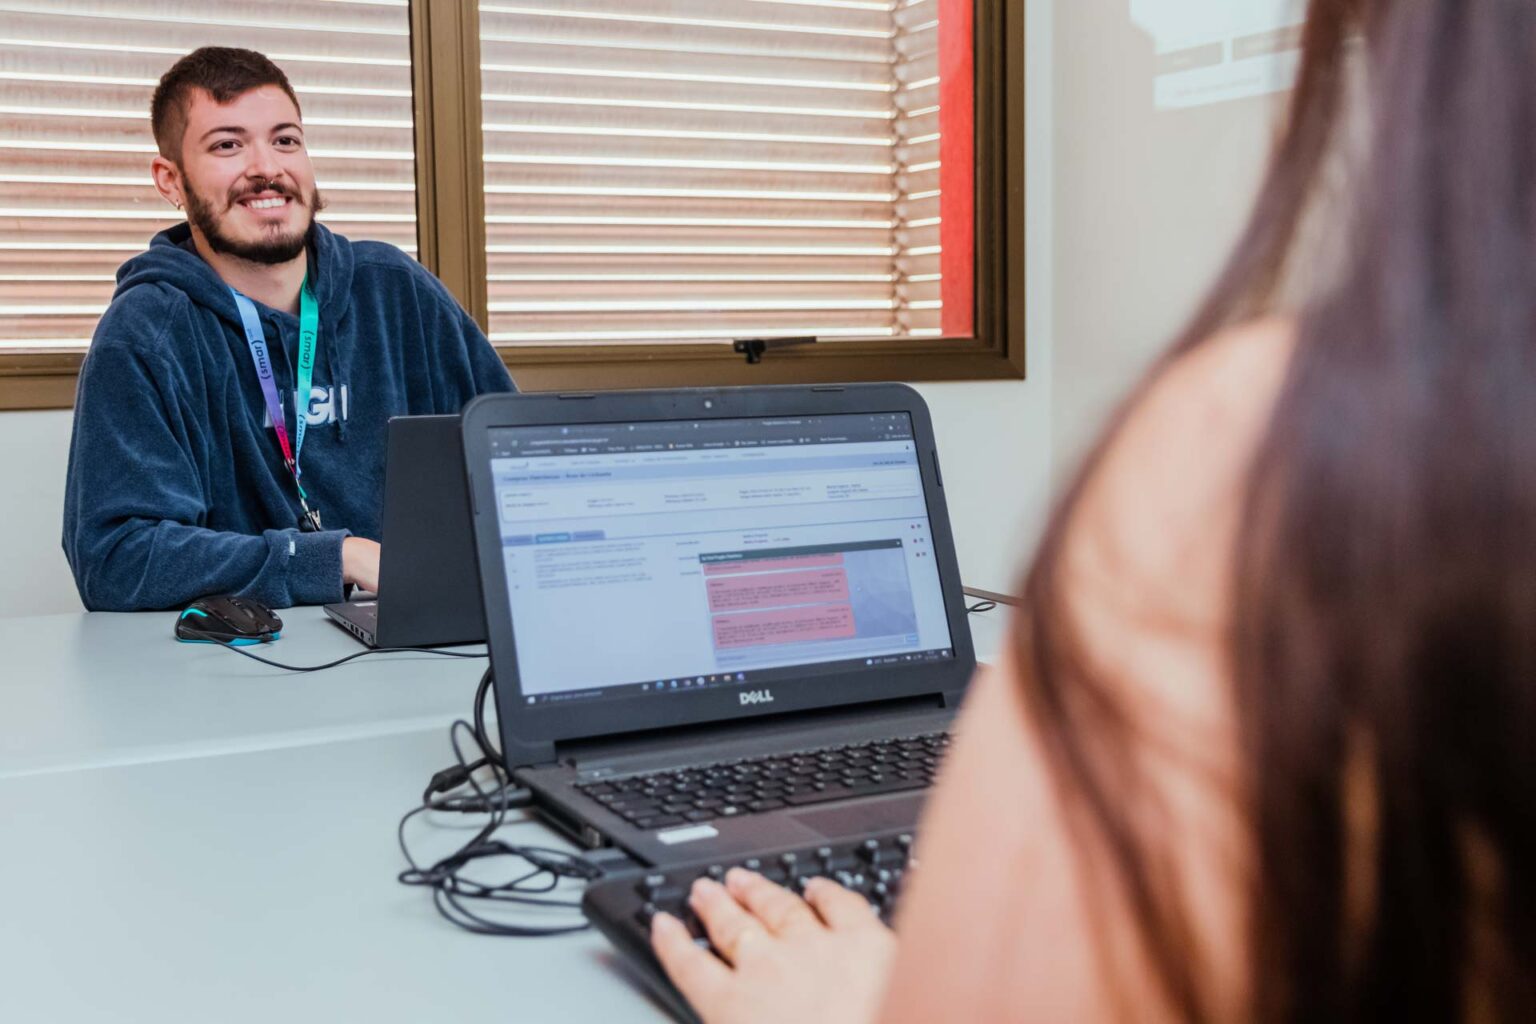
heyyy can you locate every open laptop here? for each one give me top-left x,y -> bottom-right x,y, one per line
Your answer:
323,415 -> 486,648
461,384 -> 974,868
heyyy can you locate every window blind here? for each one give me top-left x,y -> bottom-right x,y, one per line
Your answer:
0,0 -> 416,352
477,0 -> 965,347
894,0 -> 942,338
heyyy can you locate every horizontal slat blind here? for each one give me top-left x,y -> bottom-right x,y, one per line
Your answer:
0,0 -> 415,351
894,0 -> 942,337
478,0 -> 964,347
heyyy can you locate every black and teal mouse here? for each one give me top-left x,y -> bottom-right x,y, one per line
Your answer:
175,594 -> 283,645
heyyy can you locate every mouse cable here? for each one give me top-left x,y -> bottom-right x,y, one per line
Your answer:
212,640 -> 488,673
397,719 -> 600,937
966,599 -> 998,615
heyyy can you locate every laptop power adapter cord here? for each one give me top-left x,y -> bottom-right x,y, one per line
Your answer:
421,669 -> 509,812
396,670 -> 605,937
210,641 -> 595,935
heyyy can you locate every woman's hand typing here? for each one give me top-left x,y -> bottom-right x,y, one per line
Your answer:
651,868 -> 896,1024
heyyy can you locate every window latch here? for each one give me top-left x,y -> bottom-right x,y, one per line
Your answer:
733,336 -> 818,365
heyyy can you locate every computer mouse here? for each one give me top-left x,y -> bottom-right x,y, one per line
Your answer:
175,594 -> 283,645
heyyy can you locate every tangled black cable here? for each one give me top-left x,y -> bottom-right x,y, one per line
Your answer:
396,716 -> 600,937
417,671 -> 505,813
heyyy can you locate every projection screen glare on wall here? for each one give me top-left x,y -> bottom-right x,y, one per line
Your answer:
1132,0 -> 1307,109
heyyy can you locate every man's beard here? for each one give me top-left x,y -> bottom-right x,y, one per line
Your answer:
183,177 -> 327,265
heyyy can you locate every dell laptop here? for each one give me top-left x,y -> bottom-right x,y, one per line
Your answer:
324,414 -> 486,648
461,385 -> 974,868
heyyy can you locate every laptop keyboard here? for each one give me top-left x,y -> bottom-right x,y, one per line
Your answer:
576,732 -> 950,830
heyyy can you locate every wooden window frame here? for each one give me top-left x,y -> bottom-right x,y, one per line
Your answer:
0,0 -> 1024,409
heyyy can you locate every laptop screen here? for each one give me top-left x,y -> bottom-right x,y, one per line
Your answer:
487,412 -> 956,707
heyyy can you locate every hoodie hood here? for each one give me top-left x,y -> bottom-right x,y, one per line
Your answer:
113,220 -> 357,332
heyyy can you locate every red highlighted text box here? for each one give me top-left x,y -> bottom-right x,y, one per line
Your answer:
706,568 -> 850,612
712,604 -> 856,649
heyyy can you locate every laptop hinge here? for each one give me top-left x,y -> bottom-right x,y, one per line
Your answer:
553,693 -> 949,775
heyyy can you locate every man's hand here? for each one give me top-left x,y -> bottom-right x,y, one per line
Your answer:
341,537 -> 381,593
651,869 -> 896,1024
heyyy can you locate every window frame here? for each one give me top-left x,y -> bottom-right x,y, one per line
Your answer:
0,0 -> 1025,410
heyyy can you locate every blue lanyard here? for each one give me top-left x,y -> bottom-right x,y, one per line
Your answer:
230,277 -> 323,531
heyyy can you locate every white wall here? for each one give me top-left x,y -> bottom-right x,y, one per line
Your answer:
0,409 -> 81,616
0,0 -> 1283,619
1051,0 -> 1282,474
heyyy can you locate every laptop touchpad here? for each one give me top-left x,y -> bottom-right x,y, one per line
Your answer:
791,794 -> 926,839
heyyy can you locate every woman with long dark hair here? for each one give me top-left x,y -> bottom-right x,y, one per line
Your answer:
649,1 -> 1536,1019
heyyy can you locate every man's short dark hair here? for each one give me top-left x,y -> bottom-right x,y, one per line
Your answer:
151,47 -> 302,161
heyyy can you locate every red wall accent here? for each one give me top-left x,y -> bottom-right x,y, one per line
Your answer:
937,0 -> 976,337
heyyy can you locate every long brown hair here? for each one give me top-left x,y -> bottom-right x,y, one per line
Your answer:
1020,1 -> 1536,1019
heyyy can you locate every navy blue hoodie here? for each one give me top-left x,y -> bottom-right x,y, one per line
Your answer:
63,222 -> 514,611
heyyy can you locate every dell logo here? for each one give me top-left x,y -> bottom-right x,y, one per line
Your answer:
739,689 -> 775,706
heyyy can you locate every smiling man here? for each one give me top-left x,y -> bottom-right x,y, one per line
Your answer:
62,48 -> 514,611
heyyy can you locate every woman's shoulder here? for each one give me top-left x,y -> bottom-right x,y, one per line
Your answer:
1069,317 -> 1297,626
1092,317 -> 1295,513
977,318 -> 1296,1021
880,320 -> 1297,1024
1150,316 -> 1295,424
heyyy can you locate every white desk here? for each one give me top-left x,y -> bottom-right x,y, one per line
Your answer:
0,729 -> 663,1023
0,607 -> 487,779
0,607 -> 1007,1023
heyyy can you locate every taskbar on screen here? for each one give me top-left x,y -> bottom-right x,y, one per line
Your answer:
519,647 -> 955,707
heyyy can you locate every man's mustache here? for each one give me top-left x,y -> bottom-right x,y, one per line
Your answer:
229,180 -> 304,205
